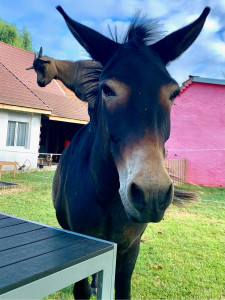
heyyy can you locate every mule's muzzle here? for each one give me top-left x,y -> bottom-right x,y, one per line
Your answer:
119,166 -> 174,223
117,142 -> 174,223
126,181 -> 174,223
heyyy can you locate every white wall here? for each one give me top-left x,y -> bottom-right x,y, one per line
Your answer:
0,110 -> 41,170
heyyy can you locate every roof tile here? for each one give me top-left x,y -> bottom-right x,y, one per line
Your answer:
33,89 -> 89,121
0,62 -> 50,111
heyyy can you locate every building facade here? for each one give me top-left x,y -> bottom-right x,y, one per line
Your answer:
166,76 -> 225,187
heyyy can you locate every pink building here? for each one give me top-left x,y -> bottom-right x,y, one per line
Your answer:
166,76 -> 225,187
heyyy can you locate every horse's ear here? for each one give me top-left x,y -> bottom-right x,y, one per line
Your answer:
151,7 -> 210,65
56,6 -> 119,65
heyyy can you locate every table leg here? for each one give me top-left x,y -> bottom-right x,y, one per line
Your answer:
97,246 -> 117,300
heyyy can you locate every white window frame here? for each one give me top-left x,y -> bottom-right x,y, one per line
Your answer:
6,120 -> 29,148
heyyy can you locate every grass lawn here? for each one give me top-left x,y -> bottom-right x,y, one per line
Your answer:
0,170 -> 224,299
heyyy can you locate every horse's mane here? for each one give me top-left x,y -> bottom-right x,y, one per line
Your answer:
82,12 -> 163,114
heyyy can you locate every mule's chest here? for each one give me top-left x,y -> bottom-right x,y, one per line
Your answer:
108,207 -> 147,250
66,196 -> 146,249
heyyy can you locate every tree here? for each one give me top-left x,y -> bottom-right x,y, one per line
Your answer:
0,18 -> 33,51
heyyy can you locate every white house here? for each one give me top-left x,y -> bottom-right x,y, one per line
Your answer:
0,110 -> 42,169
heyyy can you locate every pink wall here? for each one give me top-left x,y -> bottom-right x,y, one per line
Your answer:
166,82 -> 225,187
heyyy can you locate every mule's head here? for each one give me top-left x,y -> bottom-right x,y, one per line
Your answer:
57,6 -> 210,223
26,47 -> 57,87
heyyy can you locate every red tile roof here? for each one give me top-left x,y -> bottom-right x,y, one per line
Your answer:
33,89 -> 88,121
56,80 -> 84,103
0,62 -> 51,112
0,41 -> 89,123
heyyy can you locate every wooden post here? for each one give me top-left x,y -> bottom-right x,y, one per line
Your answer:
13,162 -> 17,178
184,158 -> 187,183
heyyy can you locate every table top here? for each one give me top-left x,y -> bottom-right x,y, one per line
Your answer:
0,213 -> 114,295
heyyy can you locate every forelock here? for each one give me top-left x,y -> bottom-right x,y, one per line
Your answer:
109,10 -> 164,47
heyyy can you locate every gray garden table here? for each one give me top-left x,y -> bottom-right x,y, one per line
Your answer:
0,213 -> 117,299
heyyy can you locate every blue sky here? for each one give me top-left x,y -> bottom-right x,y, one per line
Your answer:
0,0 -> 224,85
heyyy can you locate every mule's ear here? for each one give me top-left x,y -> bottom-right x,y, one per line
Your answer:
56,6 -> 119,65
151,7 -> 210,65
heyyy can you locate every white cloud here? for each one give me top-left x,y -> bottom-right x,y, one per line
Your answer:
204,17 -> 221,32
0,0 -> 224,85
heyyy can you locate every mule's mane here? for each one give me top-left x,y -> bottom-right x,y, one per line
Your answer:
81,65 -> 102,118
110,11 -> 162,46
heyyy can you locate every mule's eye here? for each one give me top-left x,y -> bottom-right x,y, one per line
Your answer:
101,84 -> 116,98
169,89 -> 180,101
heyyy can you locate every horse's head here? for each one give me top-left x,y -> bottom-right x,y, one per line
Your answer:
57,6 -> 210,223
26,47 -> 57,87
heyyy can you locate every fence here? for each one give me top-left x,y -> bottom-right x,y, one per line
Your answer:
165,158 -> 187,186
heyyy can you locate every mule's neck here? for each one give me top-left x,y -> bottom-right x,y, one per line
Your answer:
53,59 -> 78,91
89,115 -> 120,203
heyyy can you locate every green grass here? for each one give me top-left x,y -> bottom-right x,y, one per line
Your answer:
0,171 -> 58,226
0,170 -> 224,299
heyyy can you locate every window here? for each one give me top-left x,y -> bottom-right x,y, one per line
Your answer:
6,121 -> 28,147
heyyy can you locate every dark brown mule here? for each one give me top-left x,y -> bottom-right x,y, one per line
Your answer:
53,6 -> 210,299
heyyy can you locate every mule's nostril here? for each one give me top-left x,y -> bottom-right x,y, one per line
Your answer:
167,184 -> 173,198
129,183 -> 146,209
164,183 -> 174,205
